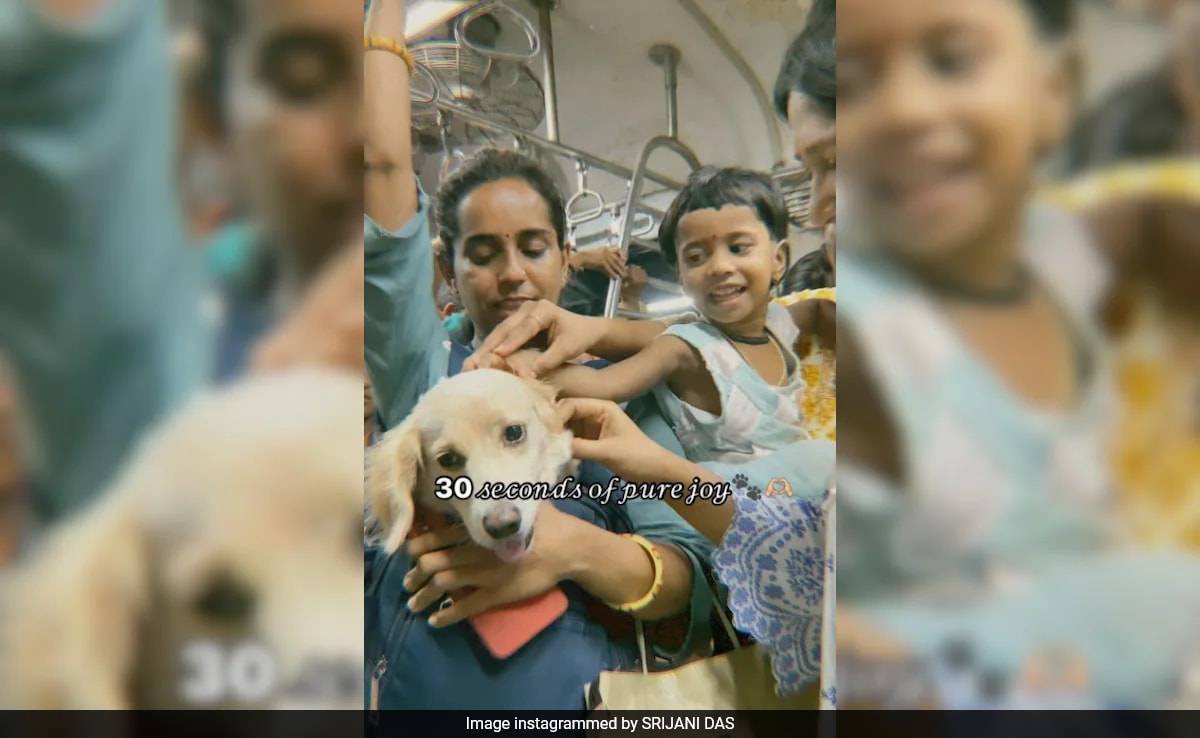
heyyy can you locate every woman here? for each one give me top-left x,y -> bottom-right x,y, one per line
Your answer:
363,0 -> 832,708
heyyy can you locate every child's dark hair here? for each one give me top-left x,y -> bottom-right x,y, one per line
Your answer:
777,248 -> 834,295
1021,0 -> 1077,40
435,149 -> 568,264
774,0 -> 835,121
657,167 -> 790,267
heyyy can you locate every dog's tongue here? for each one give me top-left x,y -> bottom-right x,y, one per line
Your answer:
494,537 -> 530,564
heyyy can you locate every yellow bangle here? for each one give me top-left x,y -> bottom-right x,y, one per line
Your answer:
365,36 -> 416,74
607,534 -> 664,614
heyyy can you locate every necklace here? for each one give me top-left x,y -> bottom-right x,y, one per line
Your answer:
727,330 -> 790,386
914,264 -> 1034,305
725,332 -> 772,345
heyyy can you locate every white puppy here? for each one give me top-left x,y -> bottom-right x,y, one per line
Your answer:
0,369 -> 364,709
366,369 -> 576,563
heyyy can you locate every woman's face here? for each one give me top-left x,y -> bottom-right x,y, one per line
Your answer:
225,0 -> 363,272
789,91 -> 836,276
789,92 -> 836,232
443,179 -> 570,340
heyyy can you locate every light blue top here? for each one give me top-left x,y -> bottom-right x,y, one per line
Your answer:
836,204 -> 1200,707
655,302 -> 807,464
0,0 -> 209,524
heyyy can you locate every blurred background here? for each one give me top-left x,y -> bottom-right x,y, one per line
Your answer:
834,0 -> 1200,711
0,0 -> 367,709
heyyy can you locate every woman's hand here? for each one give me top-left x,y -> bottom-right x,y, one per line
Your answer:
559,397 -> 732,543
464,300 -> 601,378
402,504 -> 574,627
556,398 -> 660,479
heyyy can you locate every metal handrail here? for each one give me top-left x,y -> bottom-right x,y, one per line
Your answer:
603,135 -> 702,318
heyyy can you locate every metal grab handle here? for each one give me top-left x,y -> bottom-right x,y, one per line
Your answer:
455,1 -> 541,64
566,161 -> 605,226
565,190 -> 606,226
408,62 -> 441,106
437,114 -> 468,184
604,136 -> 702,319
631,211 -> 656,238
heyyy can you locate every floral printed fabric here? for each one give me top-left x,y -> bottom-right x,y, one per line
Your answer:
711,474 -> 832,697
1042,160 -> 1200,551
774,289 -> 836,441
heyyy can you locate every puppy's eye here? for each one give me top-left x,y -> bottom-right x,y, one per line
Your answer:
503,424 -> 525,444
193,574 -> 256,623
436,451 -> 465,469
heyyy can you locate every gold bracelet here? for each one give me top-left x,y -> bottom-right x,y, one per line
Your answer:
607,534 -> 664,614
364,36 -> 416,74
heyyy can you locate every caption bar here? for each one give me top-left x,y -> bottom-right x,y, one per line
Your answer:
434,475 -> 734,506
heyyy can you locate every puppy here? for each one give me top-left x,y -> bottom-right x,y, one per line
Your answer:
0,369 -> 364,709
366,369 -> 576,563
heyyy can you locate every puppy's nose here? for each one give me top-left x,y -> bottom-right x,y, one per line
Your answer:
483,506 -> 521,540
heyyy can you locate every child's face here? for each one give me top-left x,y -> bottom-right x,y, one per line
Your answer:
675,206 -> 786,327
837,0 -> 1068,263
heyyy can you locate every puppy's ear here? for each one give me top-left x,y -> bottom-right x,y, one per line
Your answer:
523,379 -> 577,476
365,419 -> 422,554
0,493 -> 147,708
524,379 -> 563,431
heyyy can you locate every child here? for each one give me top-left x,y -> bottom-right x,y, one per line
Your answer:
540,167 -> 807,463
835,0 -> 1200,709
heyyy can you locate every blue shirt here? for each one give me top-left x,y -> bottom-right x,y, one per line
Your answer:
0,0 -> 209,523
